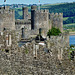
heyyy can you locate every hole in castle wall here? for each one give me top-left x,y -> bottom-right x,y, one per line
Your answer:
34,57 -> 36,59
3,28 -> 6,31
5,49 -> 9,53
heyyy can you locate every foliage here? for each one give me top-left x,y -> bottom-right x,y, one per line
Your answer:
15,9 -> 23,19
70,44 -> 74,48
63,16 -> 75,24
47,27 -> 61,37
63,23 -> 75,31
25,49 -> 28,54
14,2 -> 75,24
41,2 -> 75,17
41,2 -> 75,24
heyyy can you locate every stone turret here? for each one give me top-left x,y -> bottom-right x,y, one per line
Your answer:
0,6 -> 15,31
23,7 -> 28,20
31,5 -> 37,29
4,6 -> 10,11
49,13 -> 63,32
31,5 -> 37,11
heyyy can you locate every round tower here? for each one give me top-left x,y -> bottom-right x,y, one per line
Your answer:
31,5 -> 37,11
22,7 -> 28,20
31,5 -> 37,29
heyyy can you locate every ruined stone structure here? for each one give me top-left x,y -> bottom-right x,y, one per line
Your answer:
15,5 -> 63,39
0,5 -> 74,75
0,6 -> 15,31
31,5 -> 63,38
0,5 -> 63,39
0,30 -> 74,75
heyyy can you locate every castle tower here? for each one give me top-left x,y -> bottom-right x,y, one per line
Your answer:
31,5 -> 37,29
50,13 -> 63,32
23,7 -> 28,20
0,6 -> 15,31
4,6 -> 10,11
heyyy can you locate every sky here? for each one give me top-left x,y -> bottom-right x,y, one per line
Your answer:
0,0 -> 75,5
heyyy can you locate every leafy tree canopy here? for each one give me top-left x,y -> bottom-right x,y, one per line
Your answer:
47,27 -> 61,38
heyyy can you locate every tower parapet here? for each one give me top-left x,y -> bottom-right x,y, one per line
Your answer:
49,13 -> 63,32
31,5 -> 37,11
31,5 -> 37,29
31,7 -> 49,38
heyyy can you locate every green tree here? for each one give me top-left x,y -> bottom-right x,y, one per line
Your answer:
47,27 -> 61,38
70,45 -> 74,48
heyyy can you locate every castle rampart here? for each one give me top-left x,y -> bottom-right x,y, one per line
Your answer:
0,6 -> 15,31
0,30 -> 74,75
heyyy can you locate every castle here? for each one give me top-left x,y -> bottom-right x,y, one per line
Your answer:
0,5 -> 75,75
0,5 -> 63,39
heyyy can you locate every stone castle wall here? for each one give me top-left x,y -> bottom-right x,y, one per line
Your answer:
0,31 -> 74,75
15,19 -> 31,31
31,5 -> 63,34
22,7 -> 31,20
0,6 -> 15,31
0,5 -> 63,37
31,10 -> 49,30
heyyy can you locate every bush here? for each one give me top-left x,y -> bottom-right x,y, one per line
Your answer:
70,45 -> 74,48
47,27 -> 61,38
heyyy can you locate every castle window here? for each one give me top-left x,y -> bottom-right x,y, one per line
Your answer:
3,28 -> 6,31
39,28 -> 42,35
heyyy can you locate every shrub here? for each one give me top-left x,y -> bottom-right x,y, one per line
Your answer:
47,27 -> 61,38
70,44 -> 74,48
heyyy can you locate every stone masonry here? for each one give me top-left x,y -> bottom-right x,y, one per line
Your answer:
0,5 -> 74,75
0,6 -> 15,31
0,31 -> 74,75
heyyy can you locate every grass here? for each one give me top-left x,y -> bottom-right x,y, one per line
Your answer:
41,3 -> 65,7
25,49 -> 28,54
63,17 -> 73,21
63,17 -> 69,21
18,11 -> 22,16
63,23 -> 75,32
64,23 -> 75,26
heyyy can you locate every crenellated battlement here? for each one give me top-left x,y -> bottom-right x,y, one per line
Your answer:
40,9 -> 49,13
0,6 -> 14,14
50,13 -> 63,18
34,9 -> 49,13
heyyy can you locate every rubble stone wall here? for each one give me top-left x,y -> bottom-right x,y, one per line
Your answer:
0,31 -> 74,75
